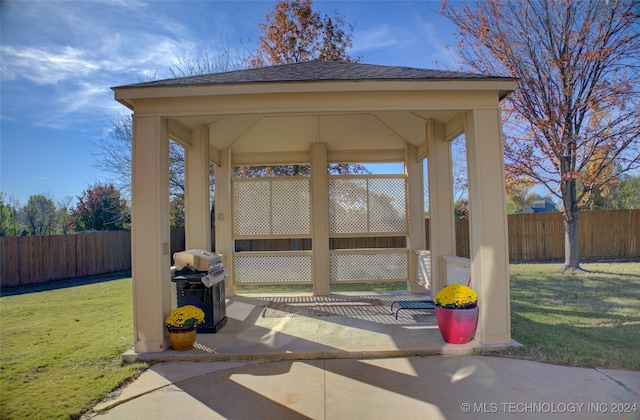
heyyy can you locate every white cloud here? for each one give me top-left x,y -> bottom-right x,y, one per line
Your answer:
0,1 -> 203,131
1,1 -> 269,134
1,30 -> 194,87
353,24 -> 402,52
1,45 -> 100,85
2,0 -> 201,80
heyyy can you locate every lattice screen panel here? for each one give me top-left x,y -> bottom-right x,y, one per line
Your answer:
234,181 -> 271,236
329,176 -> 407,234
234,253 -> 313,283
233,178 -> 310,236
369,178 -> 407,232
272,180 -> 311,235
329,178 -> 368,233
330,251 -> 408,282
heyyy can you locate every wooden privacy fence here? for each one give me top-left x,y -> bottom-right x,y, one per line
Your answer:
0,231 -> 131,288
449,209 -> 639,261
1,210 -> 638,287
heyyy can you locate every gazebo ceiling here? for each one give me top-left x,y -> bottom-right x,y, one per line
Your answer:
171,110 -> 457,154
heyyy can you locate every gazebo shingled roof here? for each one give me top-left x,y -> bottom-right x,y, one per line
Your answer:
114,61 -> 514,89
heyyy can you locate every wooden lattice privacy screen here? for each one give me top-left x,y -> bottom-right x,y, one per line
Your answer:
232,174 -> 409,284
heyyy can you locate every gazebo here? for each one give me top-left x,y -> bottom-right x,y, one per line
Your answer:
113,61 -> 517,353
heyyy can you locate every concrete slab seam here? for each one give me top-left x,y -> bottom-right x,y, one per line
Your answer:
595,368 -> 640,397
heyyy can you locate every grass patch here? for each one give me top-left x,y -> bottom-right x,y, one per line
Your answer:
0,278 -> 146,420
492,262 -> 640,370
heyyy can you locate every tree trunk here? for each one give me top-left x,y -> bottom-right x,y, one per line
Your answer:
562,212 -> 580,272
560,169 -> 582,272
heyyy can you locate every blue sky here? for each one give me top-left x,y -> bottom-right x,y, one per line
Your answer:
1,0 -> 460,206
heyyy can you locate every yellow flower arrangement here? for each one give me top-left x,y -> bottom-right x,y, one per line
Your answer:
165,305 -> 205,329
434,283 -> 477,309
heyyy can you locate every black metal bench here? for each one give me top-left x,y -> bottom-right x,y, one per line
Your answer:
390,300 -> 435,319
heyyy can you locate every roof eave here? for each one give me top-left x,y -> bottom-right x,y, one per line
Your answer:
114,97 -> 135,110
499,89 -> 515,100
112,78 -> 518,106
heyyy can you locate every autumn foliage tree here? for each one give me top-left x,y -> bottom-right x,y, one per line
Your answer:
249,0 -> 360,67
73,184 -> 129,231
441,0 -> 640,271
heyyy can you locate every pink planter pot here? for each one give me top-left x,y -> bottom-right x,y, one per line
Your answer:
434,306 -> 479,344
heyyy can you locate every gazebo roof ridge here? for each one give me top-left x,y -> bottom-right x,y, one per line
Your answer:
113,60 -> 515,90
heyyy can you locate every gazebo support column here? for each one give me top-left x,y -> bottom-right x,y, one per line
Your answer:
426,119 -> 456,296
465,109 -> 511,345
216,147 -> 235,296
131,115 -> 171,352
406,144 -> 427,293
311,143 -> 330,296
185,124 -> 211,250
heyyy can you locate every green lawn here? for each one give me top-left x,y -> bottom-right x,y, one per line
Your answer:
1,262 -> 638,419
0,278 -> 146,420
496,262 -> 640,370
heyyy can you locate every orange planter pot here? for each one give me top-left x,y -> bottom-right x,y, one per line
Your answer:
434,306 -> 479,344
167,326 -> 197,351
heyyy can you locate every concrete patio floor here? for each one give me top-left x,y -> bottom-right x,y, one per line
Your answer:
103,292 -> 640,419
124,291 -> 517,363
92,355 -> 640,419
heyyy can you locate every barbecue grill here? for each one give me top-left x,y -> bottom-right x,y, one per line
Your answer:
172,249 -> 228,333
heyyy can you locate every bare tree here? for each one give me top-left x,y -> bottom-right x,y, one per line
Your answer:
94,114 -> 133,196
96,37 -> 247,223
56,196 -> 75,234
94,114 -> 186,197
442,0 -> 640,271
170,39 -> 250,77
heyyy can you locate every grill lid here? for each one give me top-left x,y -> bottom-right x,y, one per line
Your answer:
173,249 -> 222,272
